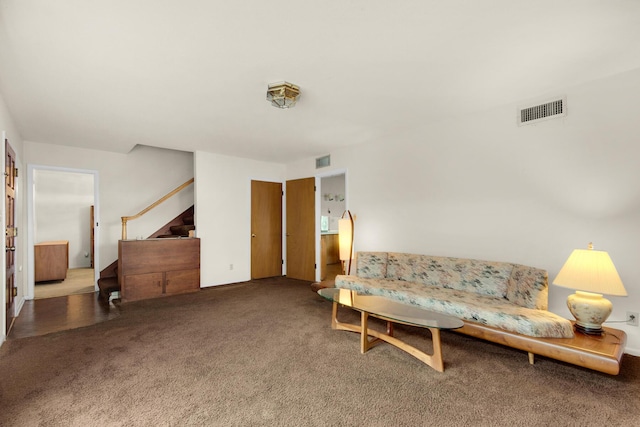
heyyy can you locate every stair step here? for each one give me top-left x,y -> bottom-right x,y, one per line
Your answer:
182,216 -> 194,225
97,276 -> 120,301
170,225 -> 196,236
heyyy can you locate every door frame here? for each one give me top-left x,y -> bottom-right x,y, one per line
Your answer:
26,164 -> 100,300
315,168 -> 348,282
2,132 -> 18,337
1,133 -> 4,337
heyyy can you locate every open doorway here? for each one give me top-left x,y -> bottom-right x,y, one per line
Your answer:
27,166 -> 99,300
318,172 -> 346,282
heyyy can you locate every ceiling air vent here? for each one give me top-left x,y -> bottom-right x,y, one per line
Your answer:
518,96 -> 566,126
316,155 -> 330,169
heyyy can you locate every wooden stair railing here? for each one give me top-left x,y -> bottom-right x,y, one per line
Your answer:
121,178 -> 194,240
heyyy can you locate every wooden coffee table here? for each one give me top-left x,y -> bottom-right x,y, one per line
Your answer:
318,288 -> 463,372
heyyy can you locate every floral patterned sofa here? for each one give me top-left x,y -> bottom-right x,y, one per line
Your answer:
335,252 -> 574,339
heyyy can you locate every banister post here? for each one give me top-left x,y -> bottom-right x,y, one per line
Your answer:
122,217 -> 128,240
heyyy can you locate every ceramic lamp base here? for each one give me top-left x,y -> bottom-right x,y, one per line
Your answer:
566,291 -> 612,336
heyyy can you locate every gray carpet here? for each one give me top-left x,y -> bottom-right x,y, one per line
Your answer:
1,277 -> 638,426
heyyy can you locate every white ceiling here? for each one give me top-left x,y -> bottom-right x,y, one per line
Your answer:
1,1 -> 639,163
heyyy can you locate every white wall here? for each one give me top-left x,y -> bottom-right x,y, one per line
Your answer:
194,151 -> 285,287
24,143 -> 194,272
34,170 -> 94,268
287,68 -> 640,355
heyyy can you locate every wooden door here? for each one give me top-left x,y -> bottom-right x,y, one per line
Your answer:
5,139 -> 16,333
251,180 -> 282,279
286,177 -> 315,281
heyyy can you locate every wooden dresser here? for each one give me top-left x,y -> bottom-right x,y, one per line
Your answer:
34,240 -> 69,282
118,238 -> 200,303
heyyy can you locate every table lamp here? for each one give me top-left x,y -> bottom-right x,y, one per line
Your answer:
552,243 -> 627,335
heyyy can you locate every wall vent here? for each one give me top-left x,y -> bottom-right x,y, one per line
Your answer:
518,96 -> 566,126
316,155 -> 330,169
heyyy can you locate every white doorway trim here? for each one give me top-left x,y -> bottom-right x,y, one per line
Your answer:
26,164 -> 100,300
315,168 -> 348,282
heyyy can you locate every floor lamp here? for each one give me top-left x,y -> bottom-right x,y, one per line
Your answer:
338,210 -> 354,275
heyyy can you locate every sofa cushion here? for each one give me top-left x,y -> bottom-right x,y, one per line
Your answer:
356,252 -> 388,279
506,264 -> 549,310
335,275 -> 574,338
386,253 -> 512,299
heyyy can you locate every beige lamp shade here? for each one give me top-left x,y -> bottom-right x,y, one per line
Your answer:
338,218 -> 353,261
552,246 -> 627,296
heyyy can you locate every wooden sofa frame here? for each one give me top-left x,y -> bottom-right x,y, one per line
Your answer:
457,320 -> 626,375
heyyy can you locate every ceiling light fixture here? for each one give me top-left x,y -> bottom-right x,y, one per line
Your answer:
266,81 -> 300,109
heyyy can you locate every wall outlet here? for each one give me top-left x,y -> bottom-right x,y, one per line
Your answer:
627,312 -> 639,327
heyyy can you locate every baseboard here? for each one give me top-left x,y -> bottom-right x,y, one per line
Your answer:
625,347 -> 640,357
15,296 -> 25,316
0,333 -> 5,348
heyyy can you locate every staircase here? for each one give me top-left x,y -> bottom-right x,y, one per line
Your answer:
97,205 -> 195,302
149,206 -> 195,238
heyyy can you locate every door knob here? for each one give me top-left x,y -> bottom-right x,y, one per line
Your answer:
251,234 -> 256,238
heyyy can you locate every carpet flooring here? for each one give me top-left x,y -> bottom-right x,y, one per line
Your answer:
1,277 -> 638,426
